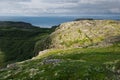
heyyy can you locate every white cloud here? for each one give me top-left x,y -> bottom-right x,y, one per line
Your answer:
0,0 -> 120,16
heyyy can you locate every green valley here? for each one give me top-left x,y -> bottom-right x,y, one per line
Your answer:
0,21 -> 53,68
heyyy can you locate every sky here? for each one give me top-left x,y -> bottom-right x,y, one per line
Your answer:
0,0 -> 120,16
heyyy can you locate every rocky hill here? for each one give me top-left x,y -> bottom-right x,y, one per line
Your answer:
42,20 -> 120,50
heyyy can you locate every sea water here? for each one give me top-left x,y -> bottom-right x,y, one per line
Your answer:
0,15 -> 120,28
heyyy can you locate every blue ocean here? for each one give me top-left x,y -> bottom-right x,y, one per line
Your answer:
0,15 -> 120,28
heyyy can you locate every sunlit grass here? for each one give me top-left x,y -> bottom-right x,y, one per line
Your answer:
0,45 -> 120,80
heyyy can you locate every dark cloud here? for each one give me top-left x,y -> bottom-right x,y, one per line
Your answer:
0,0 -> 120,16
0,0 -> 31,2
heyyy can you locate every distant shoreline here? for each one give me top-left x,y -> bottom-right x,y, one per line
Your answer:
0,16 -> 120,28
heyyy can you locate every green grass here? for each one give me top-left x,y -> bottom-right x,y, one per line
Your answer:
0,45 -> 120,80
0,51 -> 5,66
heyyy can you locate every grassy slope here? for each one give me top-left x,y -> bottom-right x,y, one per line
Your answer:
0,44 -> 120,80
0,27 -> 52,67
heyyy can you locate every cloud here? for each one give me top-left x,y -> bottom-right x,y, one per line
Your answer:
0,0 -> 30,2
0,0 -> 120,16
110,8 -> 120,13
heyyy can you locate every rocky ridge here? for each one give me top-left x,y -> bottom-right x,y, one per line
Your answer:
42,20 -> 120,50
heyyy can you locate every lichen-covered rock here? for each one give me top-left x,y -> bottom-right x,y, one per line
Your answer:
42,20 -> 120,49
7,63 -> 18,70
42,59 -> 62,64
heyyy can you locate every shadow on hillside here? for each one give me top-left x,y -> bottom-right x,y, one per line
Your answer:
0,27 -> 55,68
0,38 -> 36,68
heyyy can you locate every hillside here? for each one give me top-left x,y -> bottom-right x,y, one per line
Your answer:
0,44 -> 120,80
0,20 -> 120,80
42,20 -> 120,50
0,21 -> 53,68
0,21 -> 34,29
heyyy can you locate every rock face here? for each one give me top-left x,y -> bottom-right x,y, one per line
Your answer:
0,21 -> 34,29
42,20 -> 120,49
